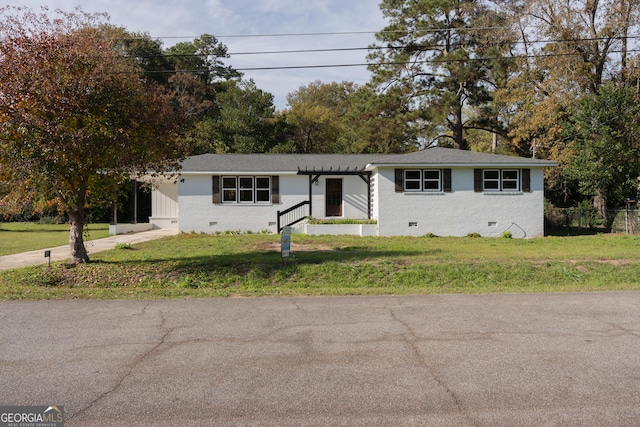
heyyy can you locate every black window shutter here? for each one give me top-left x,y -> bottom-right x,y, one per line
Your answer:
443,169 -> 452,192
271,176 -> 280,203
522,169 -> 531,192
395,169 -> 403,192
212,176 -> 220,203
474,169 -> 483,192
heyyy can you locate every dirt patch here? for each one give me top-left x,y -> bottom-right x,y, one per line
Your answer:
564,259 -> 634,266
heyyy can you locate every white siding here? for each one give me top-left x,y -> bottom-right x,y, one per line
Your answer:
373,167 -> 547,238
149,180 -> 178,229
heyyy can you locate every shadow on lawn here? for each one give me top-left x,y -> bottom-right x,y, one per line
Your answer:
106,247 -> 429,278
0,228 -> 69,233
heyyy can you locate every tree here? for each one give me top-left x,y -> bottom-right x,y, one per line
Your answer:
0,7 -> 188,263
211,80 -> 281,153
340,85 -> 420,153
110,28 -> 172,85
165,34 -> 239,85
497,0 -> 640,152
285,81 -> 356,153
493,0 -> 640,205
564,84 -> 640,218
186,79 -> 292,154
369,0 -> 514,150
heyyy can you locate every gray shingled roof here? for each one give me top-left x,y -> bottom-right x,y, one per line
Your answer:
180,153 -> 383,173
369,147 -> 558,167
180,148 -> 556,173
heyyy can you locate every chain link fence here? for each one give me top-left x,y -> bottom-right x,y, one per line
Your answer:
545,207 -> 639,235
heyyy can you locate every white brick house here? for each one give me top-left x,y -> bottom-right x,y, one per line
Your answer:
147,147 -> 556,238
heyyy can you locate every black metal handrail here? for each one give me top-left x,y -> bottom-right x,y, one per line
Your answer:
277,201 -> 310,233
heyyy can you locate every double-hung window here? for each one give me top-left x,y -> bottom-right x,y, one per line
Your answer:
501,170 -> 519,190
480,169 -> 521,191
403,169 -> 442,192
396,169 -> 451,193
255,177 -> 271,202
404,170 -> 422,191
220,176 -> 271,203
222,177 -> 238,203
423,170 -> 441,191
239,177 -> 254,202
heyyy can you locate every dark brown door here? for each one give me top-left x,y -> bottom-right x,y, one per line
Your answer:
325,179 -> 343,217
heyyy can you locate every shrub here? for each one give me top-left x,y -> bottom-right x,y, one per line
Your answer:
501,231 -> 513,239
467,232 -> 482,238
307,218 -> 377,225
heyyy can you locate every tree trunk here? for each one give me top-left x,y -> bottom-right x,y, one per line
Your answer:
68,206 -> 89,264
451,105 -> 467,150
594,188 -> 607,221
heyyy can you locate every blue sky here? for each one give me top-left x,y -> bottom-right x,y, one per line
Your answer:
16,0 -> 388,109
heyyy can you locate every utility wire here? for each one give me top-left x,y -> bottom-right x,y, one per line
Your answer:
135,48 -> 640,73
124,34 -> 640,59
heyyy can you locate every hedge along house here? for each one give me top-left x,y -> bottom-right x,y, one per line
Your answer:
147,147 -> 557,238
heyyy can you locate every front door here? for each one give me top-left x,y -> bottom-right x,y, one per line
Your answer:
325,179 -> 343,217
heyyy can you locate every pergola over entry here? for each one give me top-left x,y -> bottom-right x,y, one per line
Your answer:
296,166 -> 373,219
276,166 -> 373,233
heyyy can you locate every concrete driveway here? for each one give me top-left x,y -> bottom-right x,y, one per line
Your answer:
1,292 -> 639,426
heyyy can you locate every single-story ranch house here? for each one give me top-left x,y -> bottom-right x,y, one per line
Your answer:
138,147 -> 556,238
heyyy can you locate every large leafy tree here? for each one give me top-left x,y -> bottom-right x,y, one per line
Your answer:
0,7 -> 188,263
285,81 -> 357,153
120,33 -> 292,156
192,79 -> 289,154
564,84 -> 640,218
369,0 -> 513,150
165,34 -> 239,85
494,0 -> 640,206
341,85 -> 420,153
498,0 -> 639,151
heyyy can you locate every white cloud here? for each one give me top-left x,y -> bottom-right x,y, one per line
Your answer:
11,0 -> 387,108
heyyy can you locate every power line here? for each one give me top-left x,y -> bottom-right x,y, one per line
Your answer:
127,33 -> 640,60
140,27 -> 640,42
136,48 -> 640,73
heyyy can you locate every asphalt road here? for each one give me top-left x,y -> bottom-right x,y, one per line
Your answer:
1,292 -> 639,426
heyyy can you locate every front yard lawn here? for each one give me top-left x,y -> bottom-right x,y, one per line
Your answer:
0,223 -> 110,256
1,233 -> 639,300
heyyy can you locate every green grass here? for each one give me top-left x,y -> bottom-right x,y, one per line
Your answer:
1,233 -> 640,300
0,223 -> 110,256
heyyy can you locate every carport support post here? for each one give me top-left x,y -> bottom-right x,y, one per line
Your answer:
110,202 -> 117,226
130,180 -> 137,224
308,175 -> 313,218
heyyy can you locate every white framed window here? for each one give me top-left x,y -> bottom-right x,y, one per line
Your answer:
423,169 -> 441,192
404,170 -> 422,191
222,176 -> 237,202
239,176 -> 254,202
483,170 -> 500,191
221,176 -> 271,204
255,177 -> 271,202
501,170 -> 519,190
404,169 -> 442,192
483,169 -> 519,191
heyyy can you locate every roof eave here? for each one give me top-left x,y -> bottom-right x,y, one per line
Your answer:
367,161 -> 558,170
179,170 -> 300,175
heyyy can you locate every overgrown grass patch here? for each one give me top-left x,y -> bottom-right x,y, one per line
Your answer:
1,233 -> 640,300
